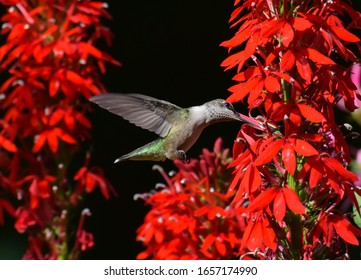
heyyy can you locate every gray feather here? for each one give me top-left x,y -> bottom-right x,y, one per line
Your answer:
90,93 -> 182,138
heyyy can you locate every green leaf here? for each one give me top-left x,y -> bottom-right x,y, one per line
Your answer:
353,193 -> 361,229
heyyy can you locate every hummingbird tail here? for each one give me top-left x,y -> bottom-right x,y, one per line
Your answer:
114,155 -> 131,163
113,139 -> 167,163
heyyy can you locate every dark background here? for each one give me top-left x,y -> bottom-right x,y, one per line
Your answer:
0,0 -> 241,259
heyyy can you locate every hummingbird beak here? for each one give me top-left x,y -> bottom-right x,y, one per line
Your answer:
236,112 -> 265,130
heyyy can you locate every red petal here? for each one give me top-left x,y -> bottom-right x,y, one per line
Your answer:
248,79 -> 264,105
232,138 -> 246,160
280,50 -> 295,72
215,238 -> 227,256
66,70 -> 86,86
75,113 -> 92,128
289,107 -> 302,126
244,32 -> 259,59
142,224 -> 155,244
297,104 -> 325,123
55,129 -> 76,144
308,159 -> 323,188
306,48 -> 335,65
241,164 -> 262,194
233,67 -> 259,82
74,167 -> 87,180
296,55 -> 312,83
246,219 -> 263,251
47,130 -> 58,152
228,5 -> 245,23
86,173 -> 96,192
323,157 -> 358,182
254,139 -> 283,166
332,216 -> 359,245
292,138 -> 318,156
221,28 -> 251,49
29,179 -> 39,209
320,28 -> 334,54
30,196 -> 38,209
247,188 -> 278,212
240,220 -> 255,250
202,234 -> 216,253
262,218 -> 277,250
273,191 -> 286,221
0,135 -> 17,153
330,25 -> 359,43
227,76 -> 261,103
93,173 -> 110,200
65,113 -> 76,131
274,72 -> 301,89
49,76 -> 60,97
227,232 -> 240,249
261,19 -> 284,38
250,165 -> 262,192
32,133 -> 48,153
283,187 -> 305,215
282,143 -> 296,175
221,51 -> 244,70
78,42 -> 121,66
228,167 -> 244,196
154,229 -> 164,243
49,109 -> 64,126
265,75 -> 280,93
291,17 -> 312,31
136,251 -> 150,260
281,22 -> 294,47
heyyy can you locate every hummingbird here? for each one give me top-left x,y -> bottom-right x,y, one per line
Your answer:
90,93 -> 260,163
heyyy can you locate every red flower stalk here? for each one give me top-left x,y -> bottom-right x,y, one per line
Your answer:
136,138 -> 254,259
221,0 -> 361,259
0,0 -> 119,259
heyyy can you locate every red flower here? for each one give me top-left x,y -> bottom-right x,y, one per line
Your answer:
0,0 -> 119,259
28,177 -> 54,209
75,209 -> 94,252
240,212 -> 277,252
313,212 -> 361,247
220,0 -> 361,259
73,165 -> 116,201
136,138 -> 246,259
14,207 -> 36,233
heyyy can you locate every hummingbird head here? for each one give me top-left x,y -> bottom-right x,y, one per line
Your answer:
204,99 -> 242,123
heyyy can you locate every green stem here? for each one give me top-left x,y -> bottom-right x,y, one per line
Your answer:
287,212 -> 302,259
287,172 -> 296,191
282,78 -> 291,104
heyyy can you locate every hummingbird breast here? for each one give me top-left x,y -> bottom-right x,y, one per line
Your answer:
163,106 -> 208,159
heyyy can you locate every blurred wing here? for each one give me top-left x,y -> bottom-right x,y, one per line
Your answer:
90,93 -> 182,138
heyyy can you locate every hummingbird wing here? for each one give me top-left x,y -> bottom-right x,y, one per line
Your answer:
90,93 -> 182,138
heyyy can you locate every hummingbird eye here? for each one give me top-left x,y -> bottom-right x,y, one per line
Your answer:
224,102 -> 235,111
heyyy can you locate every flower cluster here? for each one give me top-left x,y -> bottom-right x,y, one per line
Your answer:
0,0 -> 118,259
137,0 -> 361,260
221,0 -> 361,259
136,138 -> 250,259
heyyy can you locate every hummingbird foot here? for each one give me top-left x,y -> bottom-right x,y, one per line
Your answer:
177,149 -> 190,164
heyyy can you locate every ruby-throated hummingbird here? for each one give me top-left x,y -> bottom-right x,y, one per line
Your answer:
90,93 -> 260,163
